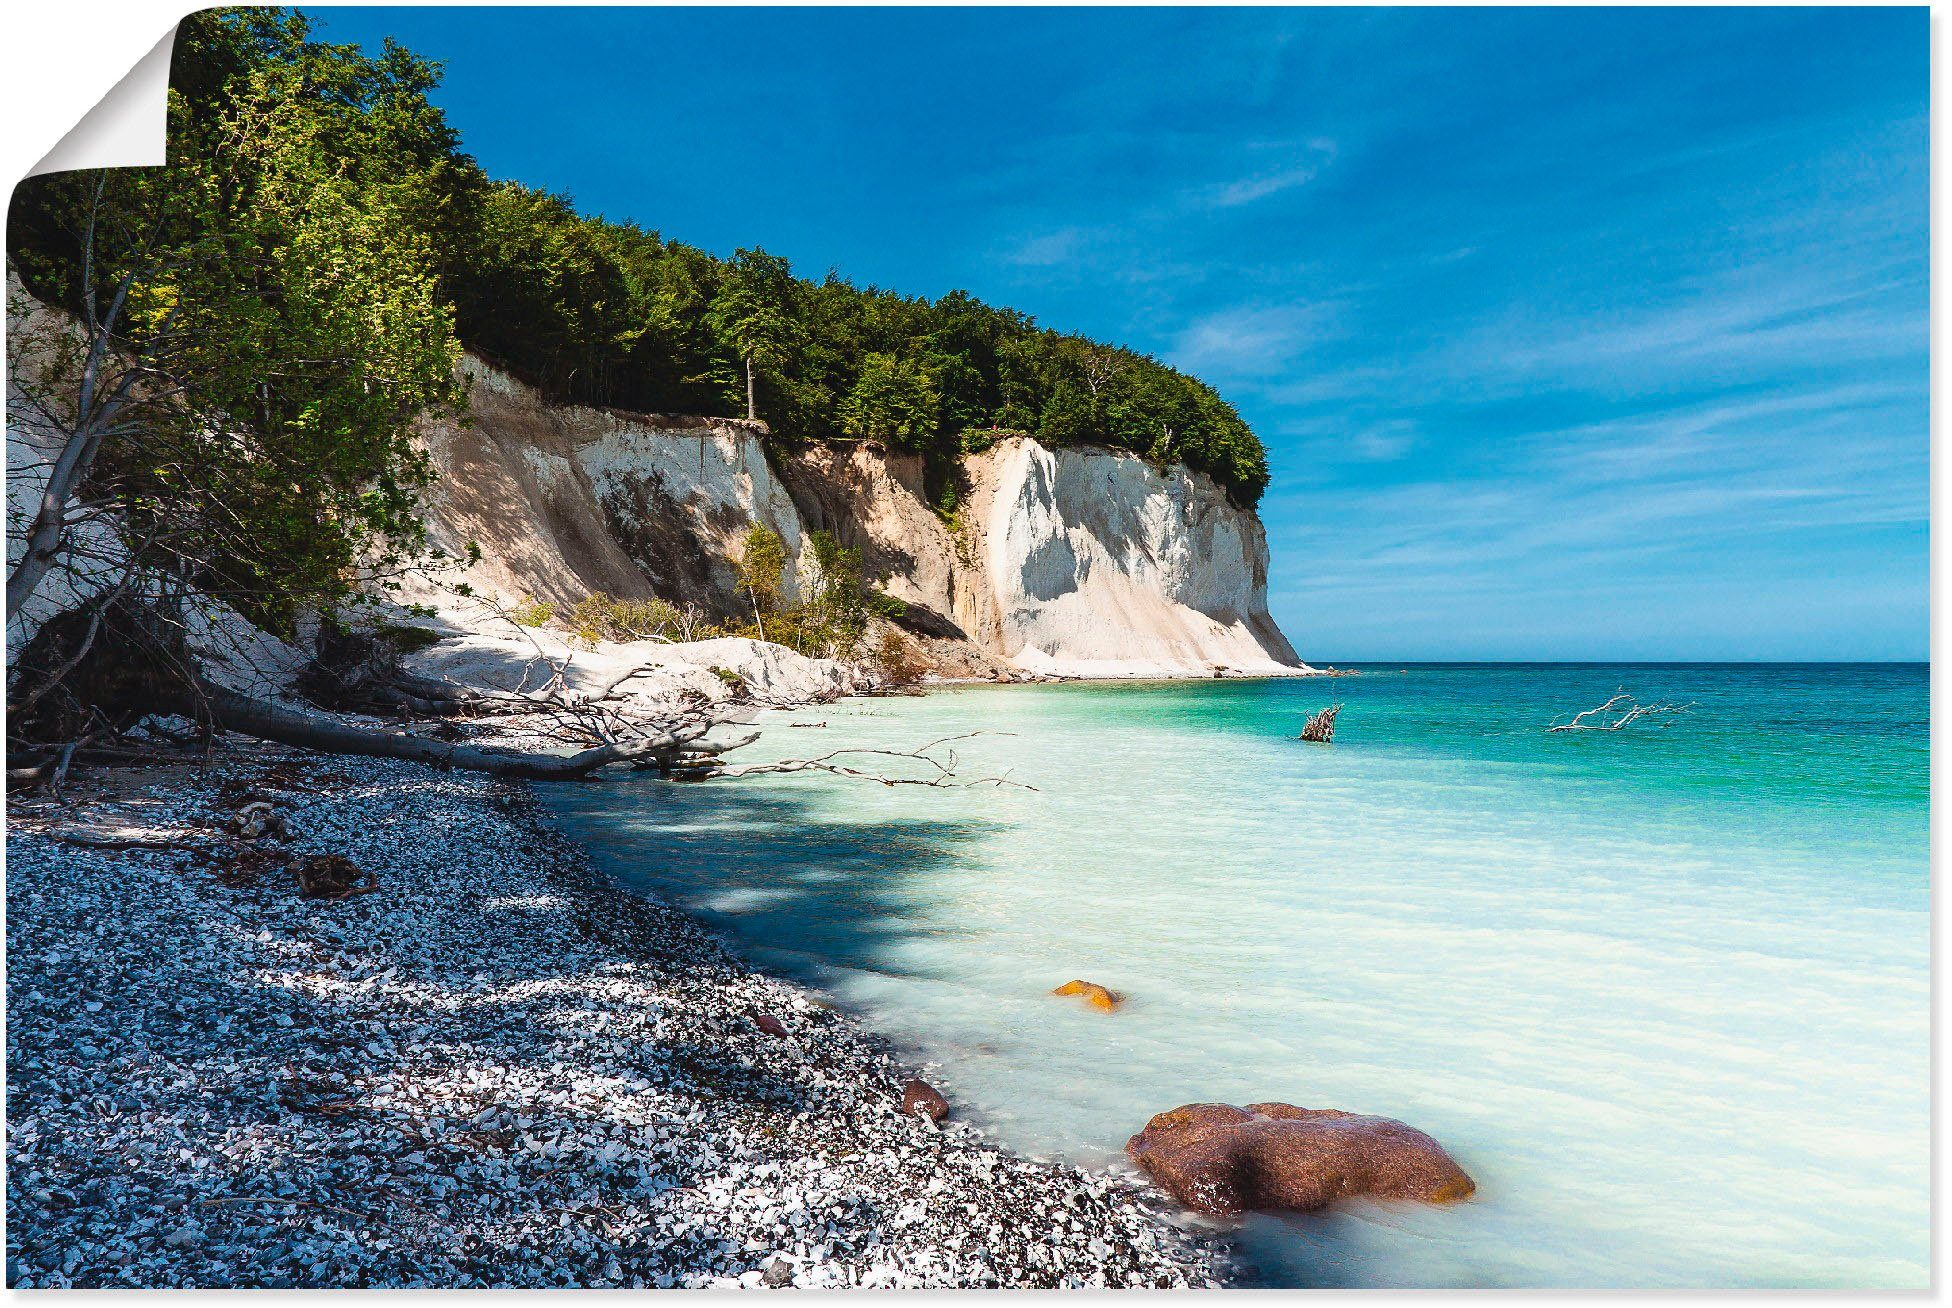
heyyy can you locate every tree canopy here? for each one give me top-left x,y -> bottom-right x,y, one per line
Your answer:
7,8 -> 462,636
10,6 -> 1271,508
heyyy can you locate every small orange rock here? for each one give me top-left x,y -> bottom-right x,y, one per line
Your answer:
754,1013 -> 789,1038
1052,979 -> 1122,1011
901,1078 -> 950,1122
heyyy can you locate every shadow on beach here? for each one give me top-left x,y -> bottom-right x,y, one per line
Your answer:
540,774 -> 1000,989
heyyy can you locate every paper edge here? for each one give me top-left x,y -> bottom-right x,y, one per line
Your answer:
29,23 -> 180,178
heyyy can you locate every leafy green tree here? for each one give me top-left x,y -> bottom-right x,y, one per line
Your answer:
731,523 -> 789,640
993,334 -> 1052,434
706,248 -> 800,420
840,352 -> 940,450
926,351 -> 987,439
802,529 -> 889,657
610,230 -> 726,413
448,184 -> 636,403
8,7 -> 462,636
1038,380 -> 1101,449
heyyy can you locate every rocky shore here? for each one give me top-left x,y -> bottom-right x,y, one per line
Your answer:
5,748 -> 1227,1288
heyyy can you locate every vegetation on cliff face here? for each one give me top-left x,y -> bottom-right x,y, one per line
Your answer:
466,530 -> 901,663
725,525 -> 905,661
11,8 -> 1271,507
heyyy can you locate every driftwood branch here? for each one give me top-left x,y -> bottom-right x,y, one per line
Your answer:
1547,691 -> 1695,732
1299,704 -> 1342,743
719,731 -> 1036,789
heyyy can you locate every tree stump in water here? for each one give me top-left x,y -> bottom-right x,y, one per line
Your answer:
1299,704 -> 1342,743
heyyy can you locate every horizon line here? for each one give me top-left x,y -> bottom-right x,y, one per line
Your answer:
1303,658 -> 1928,666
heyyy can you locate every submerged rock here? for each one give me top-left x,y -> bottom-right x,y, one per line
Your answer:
1051,980 -> 1121,1012
1125,1102 -> 1474,1216
901,1078 -> 950,1123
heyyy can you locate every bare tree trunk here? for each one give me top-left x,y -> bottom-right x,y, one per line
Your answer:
744,354 -> 756,421
7,196 -> 145,623
169,681 -> 756,781
9,349 -> 132,621
9,485 -> 76,623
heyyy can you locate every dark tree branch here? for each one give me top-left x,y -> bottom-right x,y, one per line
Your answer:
168,680 -> 759,781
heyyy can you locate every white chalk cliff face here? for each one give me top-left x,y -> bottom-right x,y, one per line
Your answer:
968,439 -> 1301,678
414,357 -> 1304,679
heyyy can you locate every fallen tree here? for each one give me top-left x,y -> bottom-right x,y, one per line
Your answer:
719,732 -> 1032,789
6,594 -> 1018,791
163,679 -> 759,781
8,594 -> 753,782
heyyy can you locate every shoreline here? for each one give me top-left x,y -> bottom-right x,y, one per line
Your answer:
4,741 -> 1230,1289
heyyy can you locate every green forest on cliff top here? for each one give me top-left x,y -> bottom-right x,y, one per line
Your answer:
9,9 -> 1270,509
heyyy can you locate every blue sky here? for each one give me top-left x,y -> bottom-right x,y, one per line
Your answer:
308,7 -> 1927,660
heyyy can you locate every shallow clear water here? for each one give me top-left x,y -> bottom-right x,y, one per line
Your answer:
541,664 -> 1929,1288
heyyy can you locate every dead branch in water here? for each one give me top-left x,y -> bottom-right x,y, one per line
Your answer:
1547,691 -> 1695,732
719,731 -> 1036,789
1299,704 -> 1342,743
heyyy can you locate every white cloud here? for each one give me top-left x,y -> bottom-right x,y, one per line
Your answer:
1171,302 -> 1335,378
1348,422 -> 1420,461
1196,139 -> 1337,209
1000,227 -> 1087,267
1204,161 -> 1323,208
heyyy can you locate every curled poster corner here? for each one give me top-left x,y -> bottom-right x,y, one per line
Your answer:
29,26 -> 178,178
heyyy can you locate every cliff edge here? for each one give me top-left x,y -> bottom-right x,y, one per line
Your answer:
411,357 -> 1306,680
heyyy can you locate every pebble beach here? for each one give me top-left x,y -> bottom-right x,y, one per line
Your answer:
4,749 -> 1227,1289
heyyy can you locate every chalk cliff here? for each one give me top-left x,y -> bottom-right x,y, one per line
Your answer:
412,357 -> 1305,679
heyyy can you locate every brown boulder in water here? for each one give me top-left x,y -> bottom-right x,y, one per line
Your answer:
1052,979 -> 1121,1011
900,1078 -> 950,1122
1125,1102 -> 1474,1216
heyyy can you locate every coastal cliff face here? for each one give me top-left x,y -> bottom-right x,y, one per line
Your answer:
971,439 -> 1300,677
781,437 -> 1301,678
417,357 -> 1304,678
414,362 -> 809,614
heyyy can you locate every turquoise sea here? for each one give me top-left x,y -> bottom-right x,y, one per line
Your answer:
541,664 -> 1929,1288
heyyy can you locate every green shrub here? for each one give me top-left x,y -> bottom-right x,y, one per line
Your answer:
567,592 -> 684,646
509,596 -> 555,628
732,524 -> 790,632
872,627 -> 930,688
717,522 -> 915,662
960,426 -> 1028,455
372,622 -> 448,653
